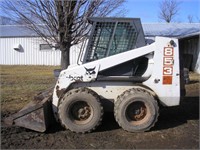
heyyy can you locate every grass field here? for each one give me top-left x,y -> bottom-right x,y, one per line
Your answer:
1,65 -> 59,113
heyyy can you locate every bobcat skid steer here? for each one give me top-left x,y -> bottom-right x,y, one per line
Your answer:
4,17 -> 185,133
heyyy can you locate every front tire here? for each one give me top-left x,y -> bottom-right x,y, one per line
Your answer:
114,88 -> 159,132
58,88 -> 103,133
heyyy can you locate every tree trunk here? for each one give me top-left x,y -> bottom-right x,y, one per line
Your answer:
60,44 -> 71,70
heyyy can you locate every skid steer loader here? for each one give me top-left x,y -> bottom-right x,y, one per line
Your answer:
4,17 -> 185,133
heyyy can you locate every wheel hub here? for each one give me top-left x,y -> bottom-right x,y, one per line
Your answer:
78,106 -> 91,120
133,106 -> 146,120
126,101 -> 147,122
71,101 -> 91,121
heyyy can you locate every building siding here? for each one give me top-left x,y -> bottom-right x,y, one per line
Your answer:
0,37 -> 80,66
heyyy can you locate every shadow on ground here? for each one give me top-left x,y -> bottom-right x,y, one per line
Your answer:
153,96 -> 199,131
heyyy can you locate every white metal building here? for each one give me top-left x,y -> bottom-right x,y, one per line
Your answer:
0,23 -> 200,73
0,25 -> 80,66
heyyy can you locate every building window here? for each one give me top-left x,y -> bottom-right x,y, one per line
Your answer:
40,44 -> 53,50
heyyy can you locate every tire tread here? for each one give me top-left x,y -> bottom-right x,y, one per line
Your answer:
58,88 -> 103,133
114,87 -> 159,132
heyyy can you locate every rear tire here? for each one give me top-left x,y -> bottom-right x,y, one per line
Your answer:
58,88 -> 103,133
114,88 -> 159,132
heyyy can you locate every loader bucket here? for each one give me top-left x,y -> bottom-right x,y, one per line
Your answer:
3,96 -> 54,132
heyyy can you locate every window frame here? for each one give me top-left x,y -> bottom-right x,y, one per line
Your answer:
39,44 -> 53,51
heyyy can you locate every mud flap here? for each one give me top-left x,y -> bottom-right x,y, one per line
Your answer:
3,96 -> 55,132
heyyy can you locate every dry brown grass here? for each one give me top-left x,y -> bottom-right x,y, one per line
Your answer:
0,65 -> 59,113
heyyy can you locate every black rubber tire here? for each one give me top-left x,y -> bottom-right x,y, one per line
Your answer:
114,88 -> 159,132
58,88 -> 103,133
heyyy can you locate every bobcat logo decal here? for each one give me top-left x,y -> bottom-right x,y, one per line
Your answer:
84,67 -> 96,75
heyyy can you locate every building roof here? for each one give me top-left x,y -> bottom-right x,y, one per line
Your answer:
0,25 -> 37,37
1,23 -> 200,38
142,23 -> 200,38
0,25 -> 50,37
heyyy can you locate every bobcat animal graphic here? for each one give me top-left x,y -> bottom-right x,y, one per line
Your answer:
84,67 -> 96,75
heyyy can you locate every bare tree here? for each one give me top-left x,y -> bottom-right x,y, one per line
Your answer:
158,0 -> 180,23
196,16 -> 200,23
188,15 -> 194,23
1,0 -> 125,69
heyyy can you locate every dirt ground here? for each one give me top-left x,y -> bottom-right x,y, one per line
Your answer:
1,72 -> 199,149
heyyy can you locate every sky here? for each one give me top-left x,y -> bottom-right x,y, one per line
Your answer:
0,0 -> 199,23
123,0 -> 200,23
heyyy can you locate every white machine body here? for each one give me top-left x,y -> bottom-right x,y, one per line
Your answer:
53,37 -> 181,114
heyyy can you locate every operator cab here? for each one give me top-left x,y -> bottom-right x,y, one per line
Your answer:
84,17 -> 146,62
79,17 -> 151,78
